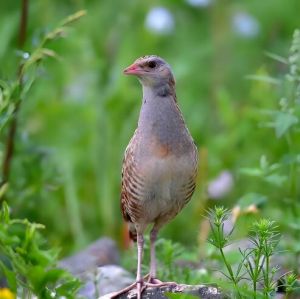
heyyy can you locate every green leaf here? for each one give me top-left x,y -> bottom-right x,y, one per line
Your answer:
59,10 -> 87,26
0,79 -> 10,90
281,153 -> 300,165
260,155 -> 268,170
239,168 -> 263,177
27,265 -> 47,294
0,261 -> 17,292
55,278 -> 81,296
0,183 -> 8,200
274,112 -> 298,138
28,246 -> 58,267
22,48 -> 58,73
43,268 -> 68,284
0,201 -> 10,223
237,193 -> 267,209
245,75 -> 280,85
264,51 -> 288,64
264,174 -> 287,187
44,28 -> 67,41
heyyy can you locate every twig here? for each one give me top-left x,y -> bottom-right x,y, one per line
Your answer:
19,0 -> 29,47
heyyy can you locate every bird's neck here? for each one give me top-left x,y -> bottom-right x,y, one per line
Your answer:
142,82 -> 175,98
138,83 -> 184,138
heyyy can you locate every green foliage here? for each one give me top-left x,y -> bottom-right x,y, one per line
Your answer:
0,8 -> 85,298
0,202 -> 81,298
207,206 -> 297,299
203,29 -> 300,298
243,220 -> 280,297
0,9 -> 86,137
122,236 -> 201,284
1,0 -> 300,252
207,207 -> 243,297
240,28 -> 300,269
154,239 -> 194,282
282,273 -> 299,295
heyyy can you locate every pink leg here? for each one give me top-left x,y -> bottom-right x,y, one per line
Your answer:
145,228 -> 178,288
136,233 -> 144,299
149,228 -> 158,281
110,233 -> 145,299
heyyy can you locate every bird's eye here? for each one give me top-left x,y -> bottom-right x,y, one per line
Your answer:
147,61 -> 157,68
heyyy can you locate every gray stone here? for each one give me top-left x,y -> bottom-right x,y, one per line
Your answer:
58,238 -> 225,298
59,237 -> 119,275
101,284 -> 222,299
79,265 -> 135,298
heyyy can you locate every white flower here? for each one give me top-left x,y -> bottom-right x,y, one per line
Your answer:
208,170 -> 234,199
145,7 -> 174,34
232,12 -> 260,38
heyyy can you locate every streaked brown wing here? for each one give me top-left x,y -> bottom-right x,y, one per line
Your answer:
177,144 -> 198,210
120,130 -> 145,224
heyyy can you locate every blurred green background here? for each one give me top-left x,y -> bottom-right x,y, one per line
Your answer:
1,0 -> 300,258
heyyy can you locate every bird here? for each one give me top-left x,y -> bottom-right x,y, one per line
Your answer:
118,55 -> 198,298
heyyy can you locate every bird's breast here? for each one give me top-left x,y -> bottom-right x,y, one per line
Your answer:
136,129 -> 196,181
151,141 -> 170,158
136,151 -> 195,222
141,153 -> 194,183
130,121 -> 197,223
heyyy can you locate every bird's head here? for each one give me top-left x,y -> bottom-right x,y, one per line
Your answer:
123,55 -> 175,87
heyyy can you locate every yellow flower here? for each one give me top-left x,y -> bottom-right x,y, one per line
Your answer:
0,288 -> 15,299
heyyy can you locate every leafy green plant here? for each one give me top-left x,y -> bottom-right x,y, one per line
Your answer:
0,202 -> 81,298
0,7 -> 86,298
0,1 -> 87,253
207,207 -> 244,298
122,236 -> 200,284
207,206 -> 297,299
240,28 -> 300,273
281,273 -> 299,296
242,220 -> 280,298
0,8 -> 86,191
155,238 -> 199,283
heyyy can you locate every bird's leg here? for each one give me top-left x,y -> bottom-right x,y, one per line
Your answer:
145,227 -> 178,289
149,228 -> 158,283
110,233 -> 145,299
146,228 -> 165,285
136,233 -> 144,299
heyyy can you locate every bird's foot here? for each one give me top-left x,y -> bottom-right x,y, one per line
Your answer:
110,280 -> 145,299
147,277 -> 164,284
144,277 -> 181,290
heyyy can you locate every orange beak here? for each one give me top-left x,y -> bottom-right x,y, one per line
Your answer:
123,63 -> 143,75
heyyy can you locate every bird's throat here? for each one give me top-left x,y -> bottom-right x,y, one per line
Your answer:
138,84 -> 185,148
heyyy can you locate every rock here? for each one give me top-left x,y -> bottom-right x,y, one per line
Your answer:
59,237 -> 120,275
101,284 -> 222,299
58,238 -> 223,298
78,265 -> 135,298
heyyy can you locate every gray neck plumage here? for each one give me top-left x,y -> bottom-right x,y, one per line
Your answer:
142,81 -> 175,98
138,82 -> 185,143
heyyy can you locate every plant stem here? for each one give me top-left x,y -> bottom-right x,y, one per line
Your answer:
253,246 -> 264,299
0,0 -> 29,193
219,248 -> 241,298
265,253 -> 270,297
216,221 -> 241,298
19,0 -> 29,46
